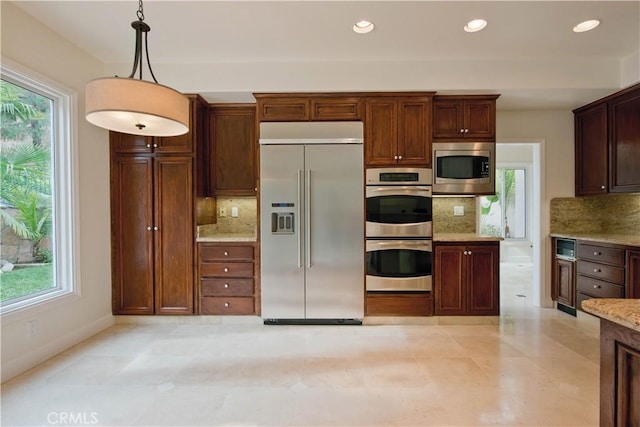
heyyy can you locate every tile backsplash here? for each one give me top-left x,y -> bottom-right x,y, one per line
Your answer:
550,194 -> 640,235
432,197 -> 477,234
197,196 -> 257,234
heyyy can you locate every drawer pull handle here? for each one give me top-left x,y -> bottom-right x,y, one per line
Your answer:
594,268 -> 600,273
593,285 -> 601,289
224,302 -> 230,308
224,267 -> 229,272
593,251 -> 601,256
224,283 -> 229,288
224,251 -> 229,256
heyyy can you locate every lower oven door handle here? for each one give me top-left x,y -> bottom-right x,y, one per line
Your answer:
366,240 -> 432,252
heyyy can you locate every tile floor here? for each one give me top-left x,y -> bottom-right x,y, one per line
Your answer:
2,262 -> 601,426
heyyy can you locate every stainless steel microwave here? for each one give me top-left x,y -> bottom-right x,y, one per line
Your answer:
432,142 -> 495,195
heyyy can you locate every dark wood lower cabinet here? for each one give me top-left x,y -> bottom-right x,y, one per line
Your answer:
434,242 -> 500,315
599,319 -> 640,427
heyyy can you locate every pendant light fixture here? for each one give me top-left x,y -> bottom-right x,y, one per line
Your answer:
85,0 -> 189,137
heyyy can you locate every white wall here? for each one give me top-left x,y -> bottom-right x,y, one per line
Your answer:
1,2 -> 112,382
497,110 -> 574,307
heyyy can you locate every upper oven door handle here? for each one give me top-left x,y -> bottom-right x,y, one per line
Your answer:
366,239 -> 432,252
365,186 -> 432,198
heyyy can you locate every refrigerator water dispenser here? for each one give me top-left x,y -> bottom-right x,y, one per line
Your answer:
272,212 -> 294,234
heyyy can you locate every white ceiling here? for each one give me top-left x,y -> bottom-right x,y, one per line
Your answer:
10,0 -> 640,110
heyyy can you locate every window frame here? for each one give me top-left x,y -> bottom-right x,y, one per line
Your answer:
1,58 -> 81,318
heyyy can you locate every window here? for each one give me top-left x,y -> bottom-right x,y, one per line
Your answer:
1,59 -> 79,314
479,168 -> 527,239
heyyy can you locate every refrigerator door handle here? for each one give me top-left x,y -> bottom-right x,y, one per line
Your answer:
306,169 -> 312,268
297,170 -> 303,268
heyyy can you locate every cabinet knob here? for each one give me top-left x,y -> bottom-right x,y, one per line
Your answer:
153,226 -> 158,231
601,185 -> 606,190
224,302 -> 229,308
593,251 -> 601,256
393,155 -> 398,160
398,155 -> 403,160
224,251 -> 229,256
224,267 -> 229,272
146,143 -> 151,148
460,129 -> 465,133
153,143 -> 158,148
594,268 -> 600,273
593,285 -> 601,289
224,283 -> 229,288
465,129 -> 469,133
147,226 -> 152,231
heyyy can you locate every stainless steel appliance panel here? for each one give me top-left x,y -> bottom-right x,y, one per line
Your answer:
304,144 -> 364,319
260,144 -> 306,319
260,139 -> 364,320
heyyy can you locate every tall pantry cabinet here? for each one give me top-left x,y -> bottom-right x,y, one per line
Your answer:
110,95 -> 207,314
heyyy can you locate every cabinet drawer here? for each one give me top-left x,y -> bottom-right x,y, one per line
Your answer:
201,262 -> 254,277
201,278 -> 254,296
200,245 -> 254,261
577,275 -> 625,298
577,261 -> 625,284
577,244 -> 625,266
200,297 -> 255,315
366,293 -> 433,316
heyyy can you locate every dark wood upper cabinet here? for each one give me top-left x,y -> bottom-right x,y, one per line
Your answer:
574,102 -> 609,196
574,82 -> 640,196
254,93 -> 363,122
609,88 -> 640,193
433,95 -> 499,141
365,96 -> 433,167
209,104 -> 257,196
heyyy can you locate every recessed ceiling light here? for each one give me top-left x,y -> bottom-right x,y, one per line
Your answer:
464,18 -> 487,33
573,19 -> 600,33
353,20 -> 374,34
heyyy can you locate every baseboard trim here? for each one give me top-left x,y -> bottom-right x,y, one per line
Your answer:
1,314 -> 114,383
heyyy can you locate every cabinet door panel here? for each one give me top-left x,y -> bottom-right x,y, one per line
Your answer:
311,98 -> 363,121
627,250 -> 640,299
555,258 -> 576,307
365,99 -> 397,166
111,157 -> 154,314
432,101 -> 462,139
154,157 -> 194,314
575,103 -> 608,196
465,101 -> 495,140
434,245 -> 466,315
467,245 -> 499,315
398,100 -> 431,166
257,98 -> 309,121
110,132 -> 152,154
211,106 -> 257,195
609,91 -> 640,193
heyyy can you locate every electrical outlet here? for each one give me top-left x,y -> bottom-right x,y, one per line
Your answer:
454,205 -> 464,216
28,320 -> 37,337
231,207 -> 239,218
219,207 -> 227,217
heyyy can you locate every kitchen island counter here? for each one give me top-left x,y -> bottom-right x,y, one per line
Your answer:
581,298 -> 640,333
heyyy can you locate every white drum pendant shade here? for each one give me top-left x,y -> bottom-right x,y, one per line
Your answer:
85,77 -> 189,137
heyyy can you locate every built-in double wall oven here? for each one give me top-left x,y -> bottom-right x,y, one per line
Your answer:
365,168 -> 433,292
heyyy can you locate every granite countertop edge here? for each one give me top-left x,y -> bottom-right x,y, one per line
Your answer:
549,233 -> 640,248
581,298 -> 640,333
196,234 -> 257,243
433,233 -> 503,242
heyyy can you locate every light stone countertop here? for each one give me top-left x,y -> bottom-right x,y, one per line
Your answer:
549,233 -> 640,248
581,298 -> 640,333
433,233 -> 503,242
196,234 -> 256,243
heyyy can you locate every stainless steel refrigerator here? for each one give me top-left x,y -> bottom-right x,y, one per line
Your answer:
260,122 -> 364,321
